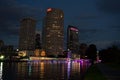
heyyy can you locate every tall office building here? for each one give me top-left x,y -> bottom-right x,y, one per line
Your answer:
43,8 -> 64,56
67,25 -> 79,54
19,18 -> 36,51
0,40 -> 4,48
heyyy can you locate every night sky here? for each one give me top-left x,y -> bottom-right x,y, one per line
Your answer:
0,0 -> 120,49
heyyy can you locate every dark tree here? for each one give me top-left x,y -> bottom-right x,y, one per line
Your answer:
99,45 -> 120,63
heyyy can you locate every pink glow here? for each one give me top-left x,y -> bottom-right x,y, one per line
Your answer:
70,27 -> 78,31
47,8 -> 52,12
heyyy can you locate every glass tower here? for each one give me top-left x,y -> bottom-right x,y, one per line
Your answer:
67,25 -> 79,54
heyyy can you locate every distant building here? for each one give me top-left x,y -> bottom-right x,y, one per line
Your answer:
1,45 -> 14,56
34,31 -> 42,57
79,43 -> 88,58
67,25 -> 79,57
0,40 -> 4,53
0,40 -> 4,47
42,8 -> 64,56
35,31 -> 42,49
19,18 -> 36,51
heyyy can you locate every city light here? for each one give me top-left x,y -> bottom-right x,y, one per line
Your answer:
47,8 -> 52,12
0,55 -> 4,60
18,51 -> 26,57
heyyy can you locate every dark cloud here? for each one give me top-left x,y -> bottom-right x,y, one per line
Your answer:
0,0 -> 42,38
0,0 -> 43,46
110,25 -> 120,32
97,0 -> 120,13
79,28 -> 99,41
80,28 -> 98,34
111,25 -> 120,28
74,14 -> 98,20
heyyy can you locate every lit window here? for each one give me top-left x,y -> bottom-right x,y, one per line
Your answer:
54,21 -> 57,23
76,32 -> 78,34
52,24 -> 55,26
47,35 -> 50,37
58,35 -> 61,37
61,15 -> 63,18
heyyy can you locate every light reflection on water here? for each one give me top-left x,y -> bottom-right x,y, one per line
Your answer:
0,62 -> 3,80
0,60 -> 90,80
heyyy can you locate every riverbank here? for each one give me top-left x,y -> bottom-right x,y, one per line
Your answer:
84,63 -> 120,80
0,57 -> 89,63
97,63 -> 120,80
84,63 -> 107,80
105,63 -> 120,70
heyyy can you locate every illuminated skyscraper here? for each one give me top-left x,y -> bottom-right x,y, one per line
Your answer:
19,18 -> 36,51
67,25 -> 79,54
43,8 -> 64,56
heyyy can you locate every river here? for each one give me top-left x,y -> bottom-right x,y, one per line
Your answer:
0,60 -> 90,80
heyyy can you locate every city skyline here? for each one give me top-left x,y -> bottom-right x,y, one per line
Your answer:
0,0 -> 120,49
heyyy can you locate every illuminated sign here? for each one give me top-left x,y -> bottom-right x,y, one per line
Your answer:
47,8 -> 52,12
70,27 -> 78,32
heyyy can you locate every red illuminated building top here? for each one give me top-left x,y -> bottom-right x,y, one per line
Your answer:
47,8 -> 52,12
70,27 -> 78,32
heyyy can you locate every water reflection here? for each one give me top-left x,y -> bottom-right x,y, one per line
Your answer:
0,60 -> 89,80
40,62 -> 44,79
67,61 -> 71,80
0,62 -> 3,80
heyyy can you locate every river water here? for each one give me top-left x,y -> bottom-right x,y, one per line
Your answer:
0,60 -> 90,80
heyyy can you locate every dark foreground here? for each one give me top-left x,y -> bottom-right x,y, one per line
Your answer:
84,63 -> 120,80
97,63 -> 120,80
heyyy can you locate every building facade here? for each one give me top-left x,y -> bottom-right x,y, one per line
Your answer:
0,40 -> 4,53
19,18 -> 36,51
43,8 -> 64,56
67,25 -> 79,55
0,40 -> 4,48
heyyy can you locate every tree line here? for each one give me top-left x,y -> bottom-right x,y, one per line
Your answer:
79,43 -> 120,64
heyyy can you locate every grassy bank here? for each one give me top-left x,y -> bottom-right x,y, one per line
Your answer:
84,64 -> 106,80
106,63 -> 120,70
